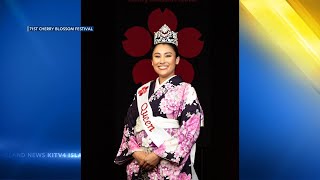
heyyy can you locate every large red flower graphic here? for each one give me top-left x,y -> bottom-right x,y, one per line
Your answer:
122,8 -> 204,85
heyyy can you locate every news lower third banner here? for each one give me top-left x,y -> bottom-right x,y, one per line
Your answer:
27,26 -> 94,32
0,151 -> 81,160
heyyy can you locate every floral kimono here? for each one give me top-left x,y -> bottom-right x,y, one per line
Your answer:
114,75 -> 204,180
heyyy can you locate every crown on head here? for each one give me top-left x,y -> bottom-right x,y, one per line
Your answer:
154,24 -> 178,46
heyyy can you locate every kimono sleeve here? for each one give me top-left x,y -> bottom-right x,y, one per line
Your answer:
153,84 -> 204,164
114,93 -> 142,165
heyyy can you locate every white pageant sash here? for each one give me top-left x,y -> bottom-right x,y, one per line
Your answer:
134,116 -> 179,133
136,82 -> 179,151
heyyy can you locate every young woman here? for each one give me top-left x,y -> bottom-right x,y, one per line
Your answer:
114,24 -> 204,180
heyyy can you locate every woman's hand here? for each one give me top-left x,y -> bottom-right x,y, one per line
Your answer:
132,151 -> 148,166
141,152 -> 161,171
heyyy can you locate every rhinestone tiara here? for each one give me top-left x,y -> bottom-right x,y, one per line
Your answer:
153,24 -> 178,46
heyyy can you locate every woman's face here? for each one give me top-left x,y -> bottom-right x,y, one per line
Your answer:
151,44 -> 180,82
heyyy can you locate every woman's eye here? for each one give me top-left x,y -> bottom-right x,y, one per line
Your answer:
165,55 -> 171,58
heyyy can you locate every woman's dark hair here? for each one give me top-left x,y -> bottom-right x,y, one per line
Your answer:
150,43 -> 180,58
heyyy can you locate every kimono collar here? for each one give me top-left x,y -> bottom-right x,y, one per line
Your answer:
154,75 -> 177,92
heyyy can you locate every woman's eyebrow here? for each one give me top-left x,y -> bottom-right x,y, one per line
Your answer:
153,52 -> 173,55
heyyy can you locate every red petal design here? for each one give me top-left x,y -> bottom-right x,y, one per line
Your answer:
175,58 -> 194,83
148,8 -> 178,33
122,26 -> 152,57
132,59 -> 158,85
178,28 -> 204,58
